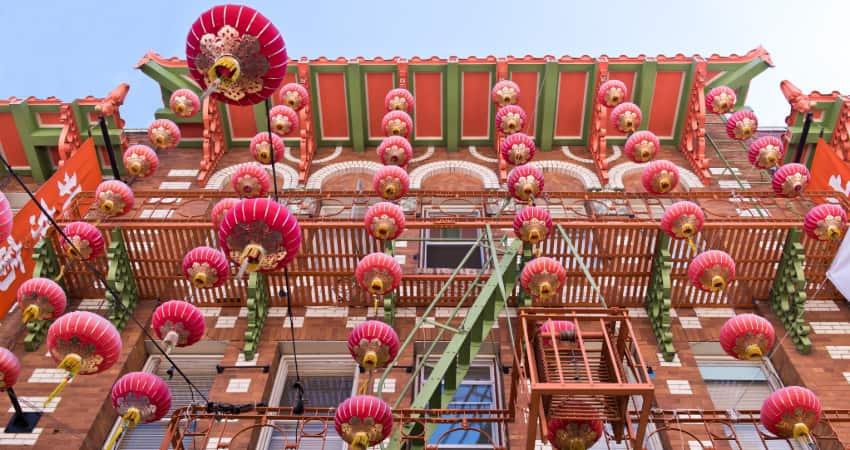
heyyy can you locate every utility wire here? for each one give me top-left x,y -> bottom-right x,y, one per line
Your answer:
265,98 -> 281,203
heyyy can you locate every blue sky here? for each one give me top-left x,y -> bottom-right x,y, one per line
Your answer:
1,0 -> 847,128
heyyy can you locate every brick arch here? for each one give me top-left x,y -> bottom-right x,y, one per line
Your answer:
528,160 -> 603,191
206,162 -> 299,190
408,161 -> 500,190
606,162 -> 705,190
305,161 -> 383,189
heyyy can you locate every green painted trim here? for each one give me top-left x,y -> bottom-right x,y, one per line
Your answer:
253,102 -> 268,136
408,64 -> 445,73
581,63 -> 599,144
538,61 -> 559,151
359,65 -> 399,144
309,65 -> 352,147
346,62 -> 366,152
768,228 -> 811,354
10,102 -> 51,182
634,61 -> 657,131
608,63 -> 643,72
672,62 -> 696,144
508,64 -> 546,142
408,64 -> 448,146
219,102 -> 233,146
706,58 -> 770,91
557,64 -> 594,72
138,60 -> 196,93
445,62 -> 460,151
646,232 -> 674,361
458,64 -> 497,145
735,82 -> 751,110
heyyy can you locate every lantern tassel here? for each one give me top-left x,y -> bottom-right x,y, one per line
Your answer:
103,422 -> 127,450
687,238 -> 697,255
236,257 -> 250,279
54,265 -> 65,282
44,374 -> 73,407
44,353 -> 82,406
104,408 -> 141,450
373,295 -> 380,318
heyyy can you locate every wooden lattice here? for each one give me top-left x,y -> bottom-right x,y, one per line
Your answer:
105,227 -> 139,330
243,272 -> 269,361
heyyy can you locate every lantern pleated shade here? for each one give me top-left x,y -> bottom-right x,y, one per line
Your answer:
624,131 -> 660,163
211,198 -> 240,228
348,320 -> 401,370
95,180 -> 134,217
495,105 -> 527,135
748,136 -> 785,170
705,86 -> 737,115
520,257 -> 566,301
660,201 -> 705,240
642,160 -> 680,194
218,198 -> 302,272
269,105 -> 299,136
538,320 -> 576,346
0,192 -> 12,242
508,164 -> 544,202
385,88 -> 415,112
382,111 -> 413,138
688,250 -> 736,292
0,347 -> 20,390
364,202 -> 406,241
513,206 -> 553,245
772,163 -> 810,197
111,371 -> 172,424
609,102 -> 642,133
122,145 -> 159,178
151,300 -> 206,348
47,311 -> 122,375
501,133 -> 536,165
719,313 -> 775,361
726,110 -> 758,140
547,416 -> 604,450
373,166 -> 410,201
334,395 -> 394,447
250,132 -> 284,165
804,204 -> 847,241
278,83 -> 309,111
596,79 -> 628,108
182,246 -> 230,289
147,119 -> 181,150
760,386 -> 822,439
377,136 -> 413,167
61,222 -> 105,261
186,4 -> 287,105
169,89 -> 201,118
355,253 -> 402,296
17,277 -> 67,322
231,163 -> 271,198
492,80 -> 520,107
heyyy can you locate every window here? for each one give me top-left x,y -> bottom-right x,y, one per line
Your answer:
421,207 -> 484,269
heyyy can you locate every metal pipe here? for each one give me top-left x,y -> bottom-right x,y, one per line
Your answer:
98,115 -> 121,181
794,111 -> 814,163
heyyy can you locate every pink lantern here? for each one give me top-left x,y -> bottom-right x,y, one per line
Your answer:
748,136 -> 785,170
538,320 -> 576,346
355,253 -> 402,296
17,278 -> 67,323
348,320 -> 400,370
334,395 -> 394,449
688,250 -> 736,292
250,132 -> 285,165
0,348 -> 20,390
61,222 -> 105,261
495,105 -> 527,135
219,198 -> 302,273
185,4 -> 288,105
151,300 -> 206,349
382,110 -> 413,138
501,133 -> 536,165
624,131 -> 660,163
95,180 -> 134,217
211,198 -> 240,229
0,192 -> 11,242
720,314 -> 775,361
278,83 -> 309,111
596,79 -> 628,108
513,206 -> 553,245
547,415 -> 604,450
508,164 -> 544,203
610,102 -> 642,133
772,163 -> 810,197
492,80 -> 520,107
231,164 -> 271,198
182,246 -> 229,289
106,371 -> 172,449
373,166 -> 410,201
642,160 -> 679,194
660,201 -> 705,240
169,89 -> 201,118
385,88 -> 415,112
804,204 -> 847,241
269,105 -> 299,136
761,386 -> 822,440
147,119 -> 181,150
122,145 -> 159,178
726,110 -> 758,140
705,86 -> 737,115
377,136 -> 413,167
364,202 -> 406,241
520,257 -> 566,301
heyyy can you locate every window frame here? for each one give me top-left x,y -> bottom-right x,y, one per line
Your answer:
420,205 -> 485,270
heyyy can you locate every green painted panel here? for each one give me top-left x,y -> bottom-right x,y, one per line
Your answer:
446,61 -> 460,151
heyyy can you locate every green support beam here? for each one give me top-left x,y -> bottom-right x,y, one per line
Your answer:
634,60 -> 657,131
9,102 -> 52,182
25,238 -> 64,351
768,228 -> 812,354
105,227 -> 139,331
646,232 -> 675,361
138,60 -> 197,93
538,61 -> 559,151
445,61 -> 460,151
346,62 -> 366,152
707,58 -> 771,93
243,272 -> 270,360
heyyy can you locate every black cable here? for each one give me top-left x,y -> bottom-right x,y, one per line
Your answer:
265,98 -> 280,202
0,152 -> 209,404
282,267 -> 304,415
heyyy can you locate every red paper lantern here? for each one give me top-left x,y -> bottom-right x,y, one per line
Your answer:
748,136 -> 785,170
373,166 -> 410,201
278,83 -> 309,111
17,277 -> 67,323
492,80 -> 520,107
377,136 -> 413,167
122,145 -> 159,178
169,89 -> 200,118
496,105 -> 527,135
0,348 -> 20,390
185,4 -> 288,105
547,416 -> 604,450
520,257 -> 566,301
538,320 -> 576,346
596,79 -> 628,108
95,180 -> 134,217
211,198 -> 240,229
111,371 -> 172,424
688,250 -> 735,292
355,253 -> 402,296
761,386 -> 822,440
269,105 -> 299,136
513,206 -> 553,245
182,246 -> 230,289
610,102 -> 642,133
231,163 -> 270,198
250,132 -> 284,164
151,300 -> 206,349
147,119 -> 181,150
705,86 -> 737,115
0,192 -> 12,242
641,160 -> 680,194
726,110 -> 758,140
720,314 -> 775,361
61,222 -> 105,261
772,163 -> 810,197
348,320 -> 400,370
508,164 -> 544,202
218,198 -> 302,273
660,201 -> 705,240
334,395 -> 394,448
385,88 -> 415,112
501,133 -> 536,165
804,204 -> 847,241
624,130 -> 660,163
364,202 -> 405,241
382,110 -> 413,138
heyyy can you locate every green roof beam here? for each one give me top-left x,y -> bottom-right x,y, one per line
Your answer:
538,60 -> 559,151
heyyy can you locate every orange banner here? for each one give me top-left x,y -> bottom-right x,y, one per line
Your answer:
807,138 -> 850,195
0,139 -> 102,319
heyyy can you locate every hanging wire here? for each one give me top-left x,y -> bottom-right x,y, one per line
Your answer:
0,152 -> 210,405
283,267 -> 304,414
265,98 -> 280,203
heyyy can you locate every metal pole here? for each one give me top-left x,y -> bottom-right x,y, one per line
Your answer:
265,98 -> 280,202
794,111 -> 814,163
98,115 -> 121,181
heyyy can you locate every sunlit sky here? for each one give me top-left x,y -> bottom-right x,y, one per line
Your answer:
2,0 -> 848,128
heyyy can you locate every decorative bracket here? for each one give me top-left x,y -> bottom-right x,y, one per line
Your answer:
105,227 -> 139,331
57,105 -> 81,168
768,228 -> 811,354
646,232 -> 674,361
678,57 -> 710,184
588,58 -> 609,185
197,97 -> 226,186
243,272 -> 270,361
297,58 -> 317,186
830,98 -> 850,161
